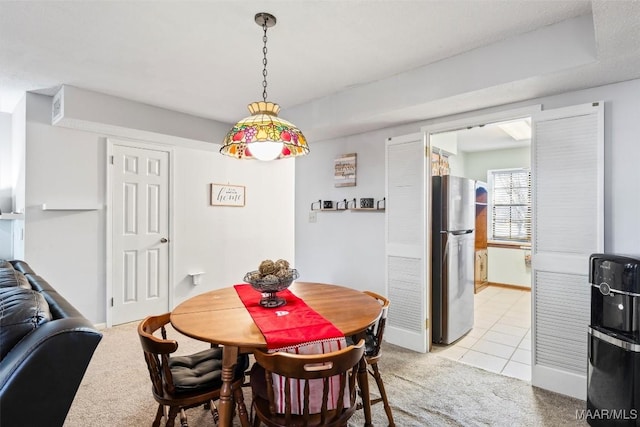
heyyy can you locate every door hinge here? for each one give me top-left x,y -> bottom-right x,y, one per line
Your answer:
425,318 -> 430,329
110,297 -> 114,307
109,155 -> 114,165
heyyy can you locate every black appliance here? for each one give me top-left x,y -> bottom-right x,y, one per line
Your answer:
587,253 -> 640,426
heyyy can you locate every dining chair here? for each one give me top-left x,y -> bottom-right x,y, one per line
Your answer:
359,290 -> 395,427
250,339 -> 365,427
138,313 -> 249,427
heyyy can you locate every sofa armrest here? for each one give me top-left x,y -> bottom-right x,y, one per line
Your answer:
0,317 -> 102,427
9,260 -> 34,276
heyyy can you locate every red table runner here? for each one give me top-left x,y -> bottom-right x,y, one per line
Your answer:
234,284 -> 349,414
234,284 -> 344,350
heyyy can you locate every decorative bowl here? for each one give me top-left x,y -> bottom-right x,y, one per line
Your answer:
243,268 -> 299,308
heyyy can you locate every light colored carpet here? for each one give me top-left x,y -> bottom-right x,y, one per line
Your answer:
65,321 -> 588,426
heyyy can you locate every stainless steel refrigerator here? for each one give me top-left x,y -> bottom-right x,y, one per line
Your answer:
432,175 -> 476,344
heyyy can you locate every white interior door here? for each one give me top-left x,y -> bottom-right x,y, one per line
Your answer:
531,102 -> 604,399
110,143 -> 170,325
385,133 -> 429,352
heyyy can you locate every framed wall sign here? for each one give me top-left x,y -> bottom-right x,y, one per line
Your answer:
210,183 -> 245,207
334,153 -> 357,187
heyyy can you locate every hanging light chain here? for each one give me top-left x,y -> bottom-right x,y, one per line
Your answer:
261,17 -> 269,102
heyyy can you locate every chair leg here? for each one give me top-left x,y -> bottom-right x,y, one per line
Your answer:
153,404 -> 164,427
234,384 -> 249,424
166,406 -> 180,427
179,408 -> 188,427
208,399 -> 219,424
371,363 -> 395,427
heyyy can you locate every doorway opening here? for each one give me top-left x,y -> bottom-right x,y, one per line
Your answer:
428,116 -> 532,382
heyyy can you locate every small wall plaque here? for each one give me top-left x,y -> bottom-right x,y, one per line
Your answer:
210,183 -> 245,207
334,153 -> 356,187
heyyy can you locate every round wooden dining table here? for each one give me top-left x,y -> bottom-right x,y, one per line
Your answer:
170,281 -> 382,427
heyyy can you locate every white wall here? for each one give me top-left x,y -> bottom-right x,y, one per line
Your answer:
447,151 -> 466,177
295,78 -> 640,298
12,78 -> 640,325
54,85 -> 229,149
11,98 -> 26,215
294,124 -> 417,296
542,80 -> 640,256
487,246 -> 531,288
0,112 -> 11,211
23,92 -> 294,323
0,112 -> 12,258
0,99 -> 26,260
464,146 -> 532,287
464,146 -> 530,182
171,146 -> 295,305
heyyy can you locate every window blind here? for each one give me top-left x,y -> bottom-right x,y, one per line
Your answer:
490,168 -> 531,242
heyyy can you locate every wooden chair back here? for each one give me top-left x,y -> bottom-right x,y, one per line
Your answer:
139,313 -> 251,426
363,291 -> 389,358
252,339 -> 365,427
359,291 -> 396,425
138,312 -> 179,396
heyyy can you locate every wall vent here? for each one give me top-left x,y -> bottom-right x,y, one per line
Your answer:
51,86 -> 64,124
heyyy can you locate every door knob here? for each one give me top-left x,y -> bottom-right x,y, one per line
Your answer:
160,238 -> 168,243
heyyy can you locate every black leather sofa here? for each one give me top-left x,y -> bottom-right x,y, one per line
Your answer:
0,260 -> 102,427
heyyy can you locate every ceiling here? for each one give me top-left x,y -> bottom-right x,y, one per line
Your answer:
2,1 -> 640,143
447,120 -> 532,153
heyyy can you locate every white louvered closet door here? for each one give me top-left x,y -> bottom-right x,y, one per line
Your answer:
531,102 -> 604,399
385,133 -> 429,353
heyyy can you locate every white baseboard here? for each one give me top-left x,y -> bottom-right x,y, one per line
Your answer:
532,363 -> 586,400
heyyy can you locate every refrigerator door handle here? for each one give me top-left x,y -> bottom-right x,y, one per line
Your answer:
449,229 -> 473,236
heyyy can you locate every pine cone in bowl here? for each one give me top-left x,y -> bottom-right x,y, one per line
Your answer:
245,259 -> 298,292
243,268 -> 299,293
258,260 -> 277,276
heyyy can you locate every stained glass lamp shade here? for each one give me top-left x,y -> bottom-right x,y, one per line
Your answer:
220,101 -> 309,160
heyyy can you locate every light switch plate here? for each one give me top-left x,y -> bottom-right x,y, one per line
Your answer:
308,211 -> 317,223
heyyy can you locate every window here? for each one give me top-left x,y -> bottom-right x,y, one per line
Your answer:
489,168 -> 531,242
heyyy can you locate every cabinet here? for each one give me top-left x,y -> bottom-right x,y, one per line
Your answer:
475,249 -> 488,292
474,181 -> 488,293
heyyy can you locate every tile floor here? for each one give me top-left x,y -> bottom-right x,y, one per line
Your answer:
431,286 -> 532,381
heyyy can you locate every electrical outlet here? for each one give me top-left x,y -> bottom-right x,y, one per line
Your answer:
308,211 -> 317,223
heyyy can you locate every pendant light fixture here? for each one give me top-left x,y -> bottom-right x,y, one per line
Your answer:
220,12 -> 309,161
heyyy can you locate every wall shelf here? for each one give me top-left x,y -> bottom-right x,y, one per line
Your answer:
311,198 -> 385,212
42,203 -> 101,211
0,213 -> 24,220
311,200 -> 341,211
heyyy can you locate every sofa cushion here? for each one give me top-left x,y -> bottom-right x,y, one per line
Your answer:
0,260 -> 12,269
0,267 -> 31,290
0,287 -> 52,360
